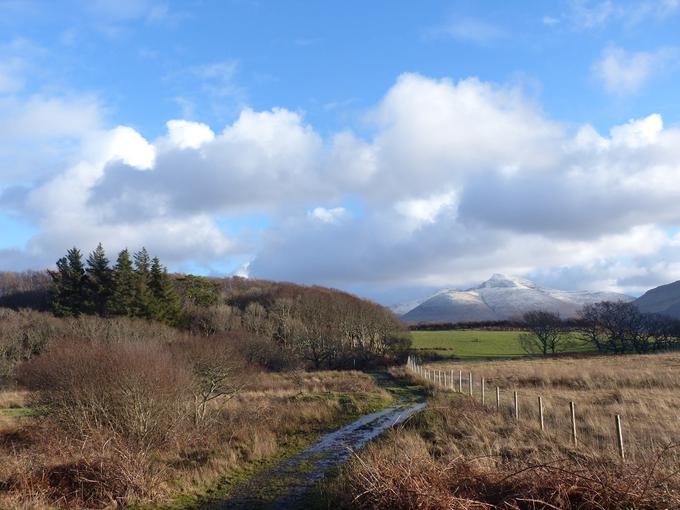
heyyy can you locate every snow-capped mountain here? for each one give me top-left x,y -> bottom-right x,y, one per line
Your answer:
399,274 -> 634,323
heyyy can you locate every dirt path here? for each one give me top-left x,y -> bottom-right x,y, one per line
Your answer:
200,377 -> 425,510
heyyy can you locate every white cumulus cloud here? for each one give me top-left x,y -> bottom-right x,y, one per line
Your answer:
5,73 -> 680,300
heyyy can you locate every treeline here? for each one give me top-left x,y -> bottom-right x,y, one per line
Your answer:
50,244 -> 181,325
0,247 -> 409,371
409,318 -> 588,331
520,302 -> 680,356
0,270 -> 51,310
181,278 -> 411,369
580,301 -> 680,354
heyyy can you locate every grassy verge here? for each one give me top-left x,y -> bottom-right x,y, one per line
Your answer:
0,407 -> 45,417
162,371 -> 426,510
322,354 -> 680,509
411,329 -> 592,360
139,381 -> 397,509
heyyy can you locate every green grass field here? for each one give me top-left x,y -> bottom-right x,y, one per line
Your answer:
410,329 -> 591,359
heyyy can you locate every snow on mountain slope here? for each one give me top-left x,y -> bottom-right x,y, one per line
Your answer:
389,298 -> 428,316
400,274 -> 634,323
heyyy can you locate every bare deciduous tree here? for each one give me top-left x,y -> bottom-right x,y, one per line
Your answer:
519,310 -> 564,355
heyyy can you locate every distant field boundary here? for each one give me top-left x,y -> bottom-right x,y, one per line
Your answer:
408,319 -> 588,331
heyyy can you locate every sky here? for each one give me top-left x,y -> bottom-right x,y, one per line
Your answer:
2,0 -> 680,304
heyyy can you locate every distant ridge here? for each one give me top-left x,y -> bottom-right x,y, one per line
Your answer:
397,274 -> 633,324
634,280 -> 680,319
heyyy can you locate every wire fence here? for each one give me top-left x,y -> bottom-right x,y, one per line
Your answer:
405,355 -> 627,460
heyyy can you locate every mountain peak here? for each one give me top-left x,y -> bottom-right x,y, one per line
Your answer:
475,273 -> 536,290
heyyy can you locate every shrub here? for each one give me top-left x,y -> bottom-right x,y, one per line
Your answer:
168,335 -> 252,427
17,341 -> 192,453
62,314 -> 181,344
0,309 -> 61,378
231,332 -> 300,371
184,303 -> 241,336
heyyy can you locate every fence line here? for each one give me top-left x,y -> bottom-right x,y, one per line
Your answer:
405,355 -> 627,459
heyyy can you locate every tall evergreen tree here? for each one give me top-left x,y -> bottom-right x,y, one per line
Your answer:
86,243 -> 113,315
133,247 -> 152,317
49,247 -> 87,316
110,249 -> 136,316
149,256 -> 182,324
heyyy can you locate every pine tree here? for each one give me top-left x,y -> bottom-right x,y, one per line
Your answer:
110,249 -> 136,316
49,247 -> 87,316
133,247 -> 152,318
149,256 -> 182,324
86,243 -> 113,315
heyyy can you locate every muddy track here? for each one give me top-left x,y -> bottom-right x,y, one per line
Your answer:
199,377 -> 425,510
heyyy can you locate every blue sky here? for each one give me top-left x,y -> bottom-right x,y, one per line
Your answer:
2,0 -> 680,303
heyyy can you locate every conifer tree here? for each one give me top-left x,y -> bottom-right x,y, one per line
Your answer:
110,249 -> 136,316
133,247 -> 152,317
149,256 -> 182,324
49,247 -> 87,316
86,243 -> 113,315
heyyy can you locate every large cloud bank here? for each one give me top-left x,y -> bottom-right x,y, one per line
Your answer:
3,73 -> 680,296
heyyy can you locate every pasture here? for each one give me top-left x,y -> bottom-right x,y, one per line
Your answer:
411,328 -> 591,359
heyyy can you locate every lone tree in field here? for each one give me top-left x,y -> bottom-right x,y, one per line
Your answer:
519,310 -> 564,355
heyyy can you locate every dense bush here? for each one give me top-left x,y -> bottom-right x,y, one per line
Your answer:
17,341 -> 193,452
0,309 -> 61,378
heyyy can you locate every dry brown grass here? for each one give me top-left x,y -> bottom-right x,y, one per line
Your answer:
424,353 -> 680,461
0,370 -> 387,509
328,355 -> 680,509
0,389 -> 28,409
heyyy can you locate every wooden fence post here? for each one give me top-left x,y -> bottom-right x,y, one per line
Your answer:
538,396 -> 544,432
450,370 -> 454,390
468,372 -> 473,397
481,377 -> 485,405
513,391 -> 519,420
459,370 -> 463,393
616,415 -> 625,460
496,386 -> 500,411
570,401 -> 577,446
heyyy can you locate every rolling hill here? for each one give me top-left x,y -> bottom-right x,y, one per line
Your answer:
634,280 -> 680,319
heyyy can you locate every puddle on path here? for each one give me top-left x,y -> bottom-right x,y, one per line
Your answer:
201,400 -> 426,510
